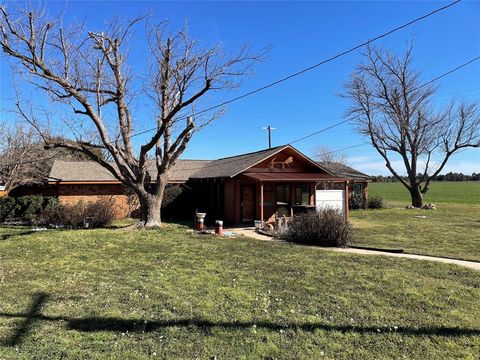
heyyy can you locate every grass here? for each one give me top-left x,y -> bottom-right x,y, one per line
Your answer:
1,225 -> 480,358
350,182 -> 480,261
368,181 -> 480,205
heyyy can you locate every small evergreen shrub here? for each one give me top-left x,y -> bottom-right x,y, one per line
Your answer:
0,196 -> 18,222
0,195 -> 59,223
282,209 -> 352,247
15,195 -> 44,222
368,196 -> 386,209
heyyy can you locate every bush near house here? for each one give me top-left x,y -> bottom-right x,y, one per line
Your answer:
0,195 -> 116,228
349,191 -> 363,210
282,209 -> 352,247
0,195 -> 58,223
40,198 -> 116,228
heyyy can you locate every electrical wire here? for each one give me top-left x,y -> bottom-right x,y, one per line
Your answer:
130,0 -> 463,139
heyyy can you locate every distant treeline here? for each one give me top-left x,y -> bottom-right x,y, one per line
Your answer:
371,172 -> 480,183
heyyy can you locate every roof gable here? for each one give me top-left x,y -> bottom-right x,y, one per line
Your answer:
189,145 -> 330,179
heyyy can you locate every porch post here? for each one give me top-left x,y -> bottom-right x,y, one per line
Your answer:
345,181 -> 350,221
260,182 -> 264,225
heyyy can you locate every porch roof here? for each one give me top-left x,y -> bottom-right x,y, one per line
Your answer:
243,172 -> 346,182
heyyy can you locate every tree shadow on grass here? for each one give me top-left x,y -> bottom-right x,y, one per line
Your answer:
0,230 -> 37,241
1,292 -> 480,346
2,292 -> 49,346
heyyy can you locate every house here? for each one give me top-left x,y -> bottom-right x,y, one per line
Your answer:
186,145 -> 348,225
317,162 -> 371,209
11,145 -> 358,225
0,184 -> 6,197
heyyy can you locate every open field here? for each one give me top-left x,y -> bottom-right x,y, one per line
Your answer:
351,182 -> 480,261
368,181 -> 480,205
1,226 -> 479,359
350,204 -> 480,261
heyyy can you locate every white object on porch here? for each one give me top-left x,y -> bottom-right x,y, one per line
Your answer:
315,189 -> 346,218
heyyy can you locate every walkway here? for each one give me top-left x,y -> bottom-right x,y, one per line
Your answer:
231,227 -> 480,271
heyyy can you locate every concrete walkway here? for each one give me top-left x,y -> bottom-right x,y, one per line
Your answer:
331,247 -> 480,271
230,227 -> 480,271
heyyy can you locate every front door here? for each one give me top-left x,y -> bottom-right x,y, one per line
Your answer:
241,185 -> 255,222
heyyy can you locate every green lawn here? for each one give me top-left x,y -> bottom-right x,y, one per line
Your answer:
368,181 -> 480,205
350,182 -> 480,261
0,226 -> 480,359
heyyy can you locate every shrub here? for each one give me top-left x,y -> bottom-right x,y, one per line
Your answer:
15,195 -> 44,222
0,195 -> 59,223
84,198 -> 116,228
41,198 -> 116,228
349,191 -> 363,210
368,196 -> 386,209
282,209 -> 352,247
162,185 -> 183,208
0,196 -> 18,222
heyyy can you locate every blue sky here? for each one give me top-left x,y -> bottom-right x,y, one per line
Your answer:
1,0 -> 479,175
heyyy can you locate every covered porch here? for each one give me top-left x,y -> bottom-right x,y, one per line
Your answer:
241,172 -> 348,226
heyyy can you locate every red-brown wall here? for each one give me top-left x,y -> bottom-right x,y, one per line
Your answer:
56,183 -> 132,219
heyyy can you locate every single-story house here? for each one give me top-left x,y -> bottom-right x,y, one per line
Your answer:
11,145 -> 370,225
317,162 -> 371,208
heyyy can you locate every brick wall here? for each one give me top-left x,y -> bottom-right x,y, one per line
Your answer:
57,184 -> 134,219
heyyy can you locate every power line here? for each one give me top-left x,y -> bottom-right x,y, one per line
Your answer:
319,142 -> 370,156
130,0 -> 463,139
415,56 -> 480,90
2,57 -> 477,174
287,55 -> 480,145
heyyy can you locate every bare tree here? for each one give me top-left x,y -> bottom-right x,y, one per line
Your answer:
0,121 -> 49,191
314,145 -> 348,166
0,120 -> 102,192
0,5 -> 264,226
344,45 -> 480,207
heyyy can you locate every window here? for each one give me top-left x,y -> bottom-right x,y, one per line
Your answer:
295,184 -> 310,205
276,185 -> 290,205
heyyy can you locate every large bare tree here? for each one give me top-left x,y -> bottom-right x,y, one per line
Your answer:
344,45 -> 480,207
0,121 -> 49,191
0,5 -> 263,226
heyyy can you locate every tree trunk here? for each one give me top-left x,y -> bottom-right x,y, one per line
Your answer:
409,185 -> 423,208
139,195 -> 161,227
138,180 -> 167,228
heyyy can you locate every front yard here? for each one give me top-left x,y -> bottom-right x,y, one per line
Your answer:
351,182 -> 480,262
1,225 -> 480,359
350,203 -> 480,262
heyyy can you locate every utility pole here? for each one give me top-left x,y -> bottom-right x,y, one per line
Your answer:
262,125 -> 276,149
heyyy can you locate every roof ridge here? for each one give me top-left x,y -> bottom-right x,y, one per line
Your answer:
215,144 -> 288,161
176,159 -> 214,162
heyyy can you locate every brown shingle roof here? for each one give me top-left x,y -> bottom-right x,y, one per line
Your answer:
48,145 -> 331,183
317,162 -> 370,180
189,145 -> 289,179
49,160 -> 118,182
48,159 -> 213,183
